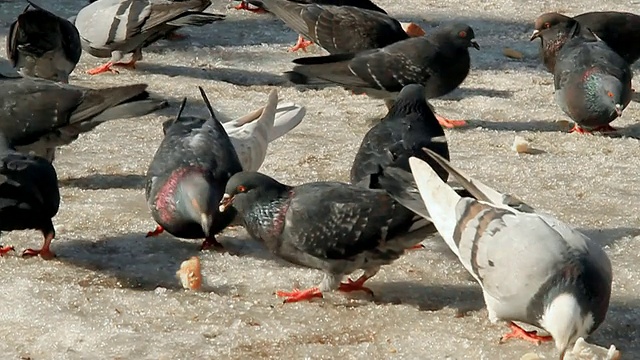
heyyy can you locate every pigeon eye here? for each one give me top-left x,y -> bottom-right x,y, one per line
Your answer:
237,185 -> 247,193
544,22 -> 551,29
607,91 -> 614,98
458,30 -> 467,38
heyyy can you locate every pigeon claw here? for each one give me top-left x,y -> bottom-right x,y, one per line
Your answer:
233,1 -> 267,13
113,59 -> 138,70
569,124 -> 617,134
407,243 -> 425,251
0,245 -> 15,256
87,62 -> 119,75
289,35 -> 314,52
338,275 -> 374,296
199,236 -> 225,252
499,322 -> 553,345
435,114 -> 467,129
276,287 -> 323,303
22,232 -> 56,260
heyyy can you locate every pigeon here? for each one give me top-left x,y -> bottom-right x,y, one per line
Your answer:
553,23 -> 632,134
242,0 -> 424,52
0,73 -> 168,162
0,133 -> 60,260
284,22 -> 479,128
74,0 -> 225,75
234,0 -> 385,15
531,11 -> 640,73
6,0 -> 82,83
218,170 -> 431,303
145,87 -> 243,251
383,148 -> 612,357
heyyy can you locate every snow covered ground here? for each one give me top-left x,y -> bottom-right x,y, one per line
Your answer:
1,0 -> 639,358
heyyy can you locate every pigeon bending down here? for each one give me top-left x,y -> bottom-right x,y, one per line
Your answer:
218,170 -> 432,303
243,0 -> 424,52
384,148 -> 612,357
146,87 -> 243,251
6,0 -> 82,83
75,0 -> 225,75
531,11 -> 640,73
553,23 -> 632,134
0,74 -> 168,162
284,22 -> 479,128
0,134 -> 60,260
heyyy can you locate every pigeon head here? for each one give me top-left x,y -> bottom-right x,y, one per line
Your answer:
175,171 -> 217,236
541,293 -> 597,358
583,71 -> 627,119
530,12 -> 575,42
439,23 -> 479,50
219,171 -> 289,214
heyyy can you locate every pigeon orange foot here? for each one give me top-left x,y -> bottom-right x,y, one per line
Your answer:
113,59 -> 138,70
199,237 -> 225,252
0,245 -> 15,256
22,232 -> 56,260
234,1 -> 267,13
146,225 -> 165,238
569,124 -> 617,134
338,275 -> 374,296
408,243 -> 425,250
289,35 -> 313,52
499,322 -> 553,345
87,62 -> 119,75
276,287 -> 323,303
435,114 -> 467,128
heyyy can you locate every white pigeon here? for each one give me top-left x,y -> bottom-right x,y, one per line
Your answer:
74,0 -> 224,75
222,90 -> 306,172
385,149 -> 612,359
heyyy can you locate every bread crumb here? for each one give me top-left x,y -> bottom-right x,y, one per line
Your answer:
512,136 -> 531,154
176,256 -> 202,290
503,47 -> 524,60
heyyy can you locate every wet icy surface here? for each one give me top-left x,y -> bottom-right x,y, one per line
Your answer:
0,0 -> 640,358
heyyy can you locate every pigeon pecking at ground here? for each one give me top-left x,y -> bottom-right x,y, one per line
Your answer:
218,170 -> 433,303
531,11 -> 640,73
0,133 -> 60,260
241,0 -> 424,53
0,71 -> 168,162
284,22 -> 479,129
553,23 -> 633,134
145,87 -> 243,251
383,148 -> 612,358
5,0 -> 82,83
74,0 -> 225,75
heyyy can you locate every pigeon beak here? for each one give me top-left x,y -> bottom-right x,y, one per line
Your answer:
559,348 -> 567,360
200,213 -> 212,237
218,193 -> 234,212
530,30 -> 541,41
470,40 -> 480,50
615,103 -> 623,117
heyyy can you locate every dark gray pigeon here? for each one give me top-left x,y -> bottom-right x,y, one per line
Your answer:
531,11 -> 640,73
243,0 -> 424,53
218,170 -> 431,303
284,22 -> 479,128
75,0 -> 225,75
553,23 -> 633,134
0,73 -> 168,162
6,0 -> 82,83
145,87 -> 243,251
0,133 -> 60,260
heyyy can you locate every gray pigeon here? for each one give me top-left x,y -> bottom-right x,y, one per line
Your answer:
145,87 -> 243,251
74,0 -> 225,75
554,23 -> 632,134
384,149 -> 612,358
284,22 -> 479,128
0,133 -> 60,260
6,0 -> 82,83
0,73 -> 168,162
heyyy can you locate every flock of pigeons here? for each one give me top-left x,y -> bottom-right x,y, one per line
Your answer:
1,0 -> 639,358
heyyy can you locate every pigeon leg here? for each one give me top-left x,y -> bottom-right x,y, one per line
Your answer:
499,322 -> 553,345
87,62 -> 119,75
113,49 -> 142,70
22,232 -> 55,260
289,35 -> 314,52
0,245 -> 15,256
199,236 -> 225,251
276,287 -> 323,303
338,274 -> 374,296
145,225 -> 165,238
233,1 -> 267,13
435,113 -> 467,128
569,124 -> 617,134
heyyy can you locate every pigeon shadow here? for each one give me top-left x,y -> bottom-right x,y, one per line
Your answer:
589,298 -> 640,353
371,281 -> 484,314
135,62 -> 288,86
59,174 -> 146,190
577,227 -> 640,249
459,119 -> 566,133
438,87 -> 513,100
